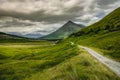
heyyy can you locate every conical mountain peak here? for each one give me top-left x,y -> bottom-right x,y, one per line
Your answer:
40,21 -> 84,39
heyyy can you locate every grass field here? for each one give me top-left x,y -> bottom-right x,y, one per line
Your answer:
0,40 -> 119,80
0,41 -> 80,80
24,48 -> 119,80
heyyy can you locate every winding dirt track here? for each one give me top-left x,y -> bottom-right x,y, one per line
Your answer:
79,45 -> 120,77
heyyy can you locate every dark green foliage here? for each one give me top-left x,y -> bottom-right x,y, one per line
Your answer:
0,54 -> 8,59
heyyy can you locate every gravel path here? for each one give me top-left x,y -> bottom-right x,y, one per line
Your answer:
79,45 -> 120,77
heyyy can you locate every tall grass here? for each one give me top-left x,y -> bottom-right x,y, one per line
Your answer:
24,48 -> 119,80
0,41 -> 79,80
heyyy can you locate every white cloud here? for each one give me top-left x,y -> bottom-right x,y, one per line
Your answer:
77,14 -> 94,21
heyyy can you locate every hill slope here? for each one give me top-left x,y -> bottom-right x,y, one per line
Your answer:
0,32 -> 28,42
0,32 -> 25,39
72,7 -> 120,36
70,7 -> 120,61
40,21 -> 84,40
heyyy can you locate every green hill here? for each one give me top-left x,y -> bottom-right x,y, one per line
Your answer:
0,32 -> 30,42
71,7 -> 120,36
40,21 -> 84,40
0,32 -> 24,39
70,7 -> 120,61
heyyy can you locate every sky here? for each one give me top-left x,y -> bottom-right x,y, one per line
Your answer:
0,0 -> 120,38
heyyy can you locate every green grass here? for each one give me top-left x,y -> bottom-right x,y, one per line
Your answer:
24,48 -> 119,80
0,41 -> 52,58
0,41 -> 80,80
0,41 -> 119,80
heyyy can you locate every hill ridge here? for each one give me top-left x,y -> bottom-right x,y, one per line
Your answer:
71,7 -> 120,37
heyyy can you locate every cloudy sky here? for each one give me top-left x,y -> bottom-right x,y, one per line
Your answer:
0,0 -> 120,38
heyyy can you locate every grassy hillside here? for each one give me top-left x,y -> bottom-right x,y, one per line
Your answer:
72,7 -> 120,36
0,32 -> 51,43
70,7 -> 120,61
0,32 -> 29,42
0,32 -> 25,39
41,21 -> 84,39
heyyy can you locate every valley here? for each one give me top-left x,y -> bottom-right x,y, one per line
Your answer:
0,6 -> 120,80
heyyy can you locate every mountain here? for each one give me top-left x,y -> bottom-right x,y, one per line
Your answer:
70,7 -> 120,61
40,21 -> 84,40
8,32 -> 43,39
0,32 -> 27,42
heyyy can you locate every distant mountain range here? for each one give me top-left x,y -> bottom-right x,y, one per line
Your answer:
0,21 -> 84,40
40,21 -> 84,40
8,32 -> 43,39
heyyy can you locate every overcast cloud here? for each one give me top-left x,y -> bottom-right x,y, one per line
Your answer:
0,0 -> 120,38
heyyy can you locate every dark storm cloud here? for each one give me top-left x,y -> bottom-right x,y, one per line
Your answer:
97,0 -> 119,6
0,19 -> 34,28
0,0 -> 119,24
0,5 -> 82,24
